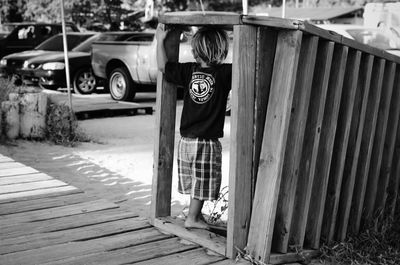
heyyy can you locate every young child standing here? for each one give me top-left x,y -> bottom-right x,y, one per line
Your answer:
156,23 -> 231,229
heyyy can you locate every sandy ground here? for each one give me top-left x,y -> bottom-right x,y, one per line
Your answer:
0,100 -> 231,219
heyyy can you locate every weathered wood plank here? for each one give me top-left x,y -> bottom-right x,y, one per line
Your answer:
0,167 -> 38,177
160,11 -> 241,25
0,217 -> 151,254
335,54 -> 375,241
0,228 -> 169,265
0,172 -> 53,186
1,209 -> 137,239
247,30 -> 302,263
363,62 -> 396,224
349,58 -> 385,235
374,67 -> 400,215
321,49 -> 362,244
43,238 -> 199,265
131,248 -> 226,265
0,192 -> 93,215
0,199 -> 118,225
0,162 -> 25,169
289,40 -> 334,248
0,185 -> 80,201
153,216 -> 226,256
269,249 -> 320,265
305,45 -> 348,249
0,179 -> 69,194
227,24 -> 257,259
272,35 -> 318,253
387,116 -> 400,218
243,16 -> 301,30
209,259 -> 251,265
252,27 -> 277,196
151,28 -> 180,220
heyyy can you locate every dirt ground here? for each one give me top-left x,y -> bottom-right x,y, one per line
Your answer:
0,101 -> 231,219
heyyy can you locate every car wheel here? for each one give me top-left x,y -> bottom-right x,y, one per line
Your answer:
109,67 -> 136,101
73,68 -> 97,94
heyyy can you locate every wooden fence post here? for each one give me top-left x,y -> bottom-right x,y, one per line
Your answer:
151,29 -> 181,221
247,30 -> 302,263
227,24 -> 257,259
272,35 -> 318,253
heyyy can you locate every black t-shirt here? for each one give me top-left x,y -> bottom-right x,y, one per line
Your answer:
165,62 -> 232,139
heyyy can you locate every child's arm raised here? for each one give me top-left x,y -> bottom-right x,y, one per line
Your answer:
156,23 -> 169,73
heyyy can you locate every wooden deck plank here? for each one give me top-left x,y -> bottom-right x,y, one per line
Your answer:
272,35 -> 318,253
305,44 -> 348,249
247,29 -> 302,263
0,179 -> 69,194
289,40 -> 334,248
335,54 -> 374,241
321,49 -> 361,244
0,167 -> 39,177
1,209 -> 138,239
0,192 -> 94,215
0,199 -> 118,225
153,216 -> 226,256
0,228 -> 170,265
0,162 -> 26,169
130,248 -> 226,265
1,217 -> 151,254
0,173 -> 53,186
43,238 -> 198,265
0,185 -> 80,201
349,58 -> 385,235
375,67 -> 400,215
363,62 -> 396,223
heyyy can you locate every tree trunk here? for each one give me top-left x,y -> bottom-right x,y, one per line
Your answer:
19,92 -> 48,139
2,101 -> 20,139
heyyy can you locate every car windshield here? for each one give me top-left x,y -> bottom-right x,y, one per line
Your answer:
346,29 -> 400,50
72,32 -> 140,52
35,34 -> 93,51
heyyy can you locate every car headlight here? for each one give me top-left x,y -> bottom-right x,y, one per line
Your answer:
0,58 -> 6,66
42,62 -> 65,70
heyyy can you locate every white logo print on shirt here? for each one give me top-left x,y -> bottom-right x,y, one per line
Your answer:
189,72 -> 215,104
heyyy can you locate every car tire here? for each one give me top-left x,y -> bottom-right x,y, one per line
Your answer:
73,68 -> 97,95
108,67 -> 136,101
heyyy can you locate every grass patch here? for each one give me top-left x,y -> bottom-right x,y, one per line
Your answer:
319,210 -> 400,265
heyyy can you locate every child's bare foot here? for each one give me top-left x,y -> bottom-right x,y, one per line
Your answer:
184,218 -> 209,230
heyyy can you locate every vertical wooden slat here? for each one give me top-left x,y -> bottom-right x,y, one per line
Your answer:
289,41 -> 334,248
363,62 -> 396,224
247,30 -> 302,263
304,45 -> 348,249
375,67 -> 400,215
348,58 -> 385,235
387,111 -> 400,218
335,54 -> 374,241
150,31 -> 180,221
227,25 -> 257,259
272,35 -> 319,253
321,49 -> 361,244
252,27 -> 277,198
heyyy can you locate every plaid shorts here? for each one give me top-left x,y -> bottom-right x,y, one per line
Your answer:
177,137 -> 222,201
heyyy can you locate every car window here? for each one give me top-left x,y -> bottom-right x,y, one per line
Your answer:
73,34 -> 101,52
125,34 -> 154,42
8,25 -> 36,40
35,34 -> 92,51
347,29 -> 400,50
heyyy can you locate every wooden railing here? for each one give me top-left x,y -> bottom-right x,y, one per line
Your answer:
151,12 -> 400,264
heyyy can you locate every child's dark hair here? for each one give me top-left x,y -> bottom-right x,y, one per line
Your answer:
191,27 -> 229,66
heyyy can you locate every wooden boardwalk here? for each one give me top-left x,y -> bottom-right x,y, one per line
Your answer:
0,154 -> 242,265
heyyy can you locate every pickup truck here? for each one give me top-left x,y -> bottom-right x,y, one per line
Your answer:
91,30 -> 195,101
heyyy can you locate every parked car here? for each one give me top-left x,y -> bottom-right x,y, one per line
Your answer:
0,33 -> 94,83
19,32 -> 140,93
0,22 -> 79,59
318,24 -> 400,57
0,22 -> 21,39
91,30 -> 233,101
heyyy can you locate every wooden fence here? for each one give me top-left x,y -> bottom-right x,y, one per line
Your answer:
151,12 -> 400,264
